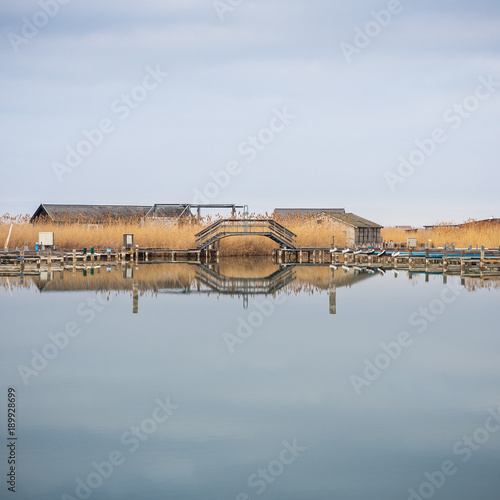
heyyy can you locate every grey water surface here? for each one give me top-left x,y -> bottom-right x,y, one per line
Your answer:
1,260 -> 499,500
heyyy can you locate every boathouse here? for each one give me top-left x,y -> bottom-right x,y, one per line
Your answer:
30,204 -> 190,224
327,212 -> 383,246
273,208 -> 383,247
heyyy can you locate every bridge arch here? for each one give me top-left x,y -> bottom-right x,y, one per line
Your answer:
195,219 -> 296,250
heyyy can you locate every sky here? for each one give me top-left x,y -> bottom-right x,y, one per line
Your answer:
1,0 -> 499,226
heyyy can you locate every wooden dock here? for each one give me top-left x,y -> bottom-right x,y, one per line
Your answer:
0,247 -> 217,276
273,247 -> 500,277
2,245 -> 500,279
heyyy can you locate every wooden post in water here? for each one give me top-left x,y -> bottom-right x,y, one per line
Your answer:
461,251 -> 465,275
443,248 -> 448,273
480,246 -> 485,276
329,283 -> 336,315
132,281 -> 139,314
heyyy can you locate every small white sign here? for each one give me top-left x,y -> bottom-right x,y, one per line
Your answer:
39,232 -> 54,246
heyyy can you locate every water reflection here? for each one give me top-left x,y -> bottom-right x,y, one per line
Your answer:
2,258 -> 500,500
2,257 -> 499,316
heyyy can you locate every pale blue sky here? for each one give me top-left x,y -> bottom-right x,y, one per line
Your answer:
1,0 -> 499,226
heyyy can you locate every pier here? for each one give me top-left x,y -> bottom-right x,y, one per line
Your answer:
2,245 -> 500,279
0,247 -> 217,276
273,247 -> 500,277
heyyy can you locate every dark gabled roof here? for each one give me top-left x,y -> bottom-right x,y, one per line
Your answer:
30,204 -> 189,222
145,205 -> 191,218
273,208 -> 382,228
274,208 -> 345,217
460,218 -> 500,226
424,218 -> 500,229
329,212 -> 383,229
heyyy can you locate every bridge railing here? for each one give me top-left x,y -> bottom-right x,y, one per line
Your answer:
195,219 -> 296,249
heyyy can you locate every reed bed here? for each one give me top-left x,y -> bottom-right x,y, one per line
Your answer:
381,220 -> 500,248
1,214 -> 500,255
0,214 -> 201,250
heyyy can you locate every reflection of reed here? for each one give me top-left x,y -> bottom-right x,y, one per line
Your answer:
462,277 -> 500,292
286,267 -> 380,294
217,257 -> 277,277
1,260 -> 499,296
1,276 -> 39,292
0,264 -> 196,295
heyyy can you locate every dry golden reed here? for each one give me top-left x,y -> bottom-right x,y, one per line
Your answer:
1,213 -> 499,255
381,220 -> 500,248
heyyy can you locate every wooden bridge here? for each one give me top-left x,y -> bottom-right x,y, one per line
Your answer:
195,219 -> 296,250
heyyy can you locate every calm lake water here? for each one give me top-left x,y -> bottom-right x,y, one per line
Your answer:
1,258 -> 500,500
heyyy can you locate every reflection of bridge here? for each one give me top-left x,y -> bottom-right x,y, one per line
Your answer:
195,219 -> 296,250
158,265 -> 296,308
195,265 -> 296,296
